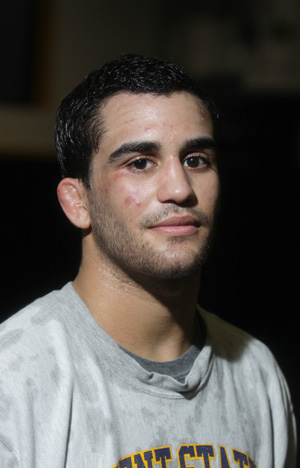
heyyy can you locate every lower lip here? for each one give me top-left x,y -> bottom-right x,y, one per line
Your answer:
150,225 -> 199,236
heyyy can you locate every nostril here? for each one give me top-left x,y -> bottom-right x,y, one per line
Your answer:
157,180 -> 195,205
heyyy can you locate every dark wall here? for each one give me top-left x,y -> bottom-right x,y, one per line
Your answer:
199,92 -> 300,443
1,92 -> 299,442
0,0 -> 38,103
1,159 -> 81,318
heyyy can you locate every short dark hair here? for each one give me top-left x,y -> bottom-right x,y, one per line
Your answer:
55,53 -> 221,187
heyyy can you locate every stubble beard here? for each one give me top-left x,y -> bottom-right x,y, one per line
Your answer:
88,196 -> 215,285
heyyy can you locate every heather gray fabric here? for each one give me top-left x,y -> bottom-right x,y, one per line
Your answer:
0,283 -> 296,468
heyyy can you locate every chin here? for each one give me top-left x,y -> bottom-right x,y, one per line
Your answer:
153,261 -> 204,280
125,249 -> 208,283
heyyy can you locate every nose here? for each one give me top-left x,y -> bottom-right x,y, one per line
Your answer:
157,157 -> 196,205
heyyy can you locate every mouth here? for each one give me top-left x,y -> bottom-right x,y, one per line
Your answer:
149,216 -> 201,236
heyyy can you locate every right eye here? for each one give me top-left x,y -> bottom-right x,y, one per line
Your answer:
128,158 -> 154,171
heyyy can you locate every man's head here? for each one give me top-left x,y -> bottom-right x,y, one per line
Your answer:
55,54 -> 221,188
56,55 -> 221,284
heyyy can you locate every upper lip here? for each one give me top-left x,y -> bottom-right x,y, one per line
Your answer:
151,216 -> 201,228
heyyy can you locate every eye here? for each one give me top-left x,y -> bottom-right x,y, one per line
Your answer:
183,155 -> 208,169
129,158 -> 154,171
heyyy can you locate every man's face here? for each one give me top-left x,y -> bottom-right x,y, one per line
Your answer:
86,92 -> 220,283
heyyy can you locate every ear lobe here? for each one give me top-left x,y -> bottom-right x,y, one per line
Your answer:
57,178 -> 91,229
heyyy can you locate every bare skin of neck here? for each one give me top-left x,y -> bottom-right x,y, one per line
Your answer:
73,236 -> 201,362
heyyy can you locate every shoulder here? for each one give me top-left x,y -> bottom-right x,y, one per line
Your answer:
200,308 -> 285,387
0,284 -> 82,466
0,283 -> 72,332
200,309 -> 297,465
0,284 -> 74,373
201,308 -> 271,356
200,309 -> 296,430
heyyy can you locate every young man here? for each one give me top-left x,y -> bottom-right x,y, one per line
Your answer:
0,55 -> 296,467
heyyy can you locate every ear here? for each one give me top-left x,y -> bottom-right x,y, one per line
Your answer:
57,178 -> 91,229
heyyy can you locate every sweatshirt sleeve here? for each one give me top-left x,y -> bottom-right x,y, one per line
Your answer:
271,361 -> 297,468
0,382 -> 20,467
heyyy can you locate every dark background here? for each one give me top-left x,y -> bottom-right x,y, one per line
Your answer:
0,0 -> 299,460
0,0 -> 38,103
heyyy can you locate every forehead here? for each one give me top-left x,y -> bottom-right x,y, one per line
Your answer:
98,91 -> 213,146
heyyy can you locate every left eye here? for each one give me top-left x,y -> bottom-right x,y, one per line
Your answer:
183,156 -> 206,168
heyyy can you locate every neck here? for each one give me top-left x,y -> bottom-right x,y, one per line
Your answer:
73,250 -> 201,362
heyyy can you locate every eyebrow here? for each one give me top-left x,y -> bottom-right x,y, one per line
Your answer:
181,137 -> 216,154
108,141 -> 161,164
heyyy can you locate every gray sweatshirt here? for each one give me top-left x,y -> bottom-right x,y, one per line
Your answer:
0,283 -> 296,467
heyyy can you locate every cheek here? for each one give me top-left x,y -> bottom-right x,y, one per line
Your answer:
113,174 -> 153,209
125,196 -> 141,207
116,186 -> 144,208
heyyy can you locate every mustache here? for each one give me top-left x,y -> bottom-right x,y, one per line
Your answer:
140,206 -> 211,229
